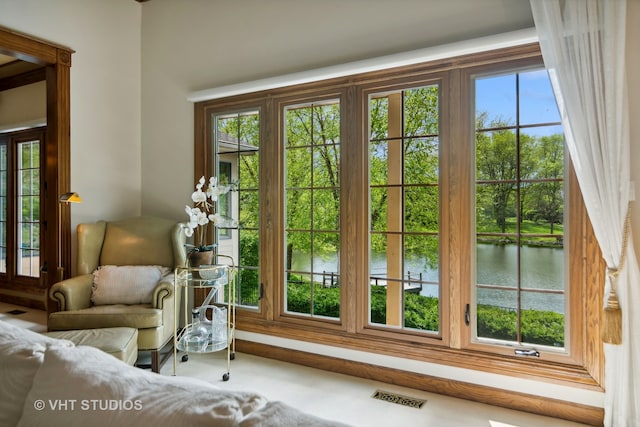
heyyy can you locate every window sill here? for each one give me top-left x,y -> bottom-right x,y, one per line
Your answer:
237,316 -> 603,391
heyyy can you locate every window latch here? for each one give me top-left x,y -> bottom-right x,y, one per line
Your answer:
259,283 -> 264,300
464,304 -> 470,326
514,348 -> 540,357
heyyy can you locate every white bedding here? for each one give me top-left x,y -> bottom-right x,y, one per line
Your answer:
0,320 -> 349,427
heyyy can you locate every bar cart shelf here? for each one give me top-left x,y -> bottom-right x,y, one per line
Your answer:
173,260 -> 236,381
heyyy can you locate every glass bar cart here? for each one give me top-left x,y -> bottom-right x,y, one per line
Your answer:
173,256 -> 236,380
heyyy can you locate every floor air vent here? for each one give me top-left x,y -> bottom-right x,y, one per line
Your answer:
371,389 -> 426,409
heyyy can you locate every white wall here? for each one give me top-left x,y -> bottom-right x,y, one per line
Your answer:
139,0 -> 535,219
0,0 -> 143,235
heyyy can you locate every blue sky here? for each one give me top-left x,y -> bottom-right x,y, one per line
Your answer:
475,68 -> 563,137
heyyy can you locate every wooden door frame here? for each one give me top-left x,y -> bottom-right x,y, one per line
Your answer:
0,26 -> 73,312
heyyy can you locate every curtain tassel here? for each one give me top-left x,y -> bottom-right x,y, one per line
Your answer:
601,210 -> 631,345
602,286 -> 622,344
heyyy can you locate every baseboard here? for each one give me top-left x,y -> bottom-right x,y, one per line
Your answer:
0,291 -> 46,311
236,339 -> 603,426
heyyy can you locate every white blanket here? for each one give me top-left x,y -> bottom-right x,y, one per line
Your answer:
0,320 -> 349,427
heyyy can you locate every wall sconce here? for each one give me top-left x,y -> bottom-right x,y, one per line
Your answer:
58,192 -> 82,282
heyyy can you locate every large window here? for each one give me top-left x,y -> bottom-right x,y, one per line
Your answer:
196,45 -> 603,392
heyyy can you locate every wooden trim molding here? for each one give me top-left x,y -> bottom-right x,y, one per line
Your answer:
0,26 -> 74,311
237,339 -> 603,426
0,67 -> 45,91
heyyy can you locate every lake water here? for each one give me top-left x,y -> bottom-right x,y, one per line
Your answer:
291,243 -> 565,314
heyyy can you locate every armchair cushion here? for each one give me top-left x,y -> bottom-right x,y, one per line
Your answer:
91,265 -> 170,305
48,304 -> 163,331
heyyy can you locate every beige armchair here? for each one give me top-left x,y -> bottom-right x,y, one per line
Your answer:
48,216 -> 186,372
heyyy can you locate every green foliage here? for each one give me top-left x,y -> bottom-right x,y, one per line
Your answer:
286,274 -> 340,318
238,231 -> 260,306
369,286 -> 387,324
403,293 -> 439,331
477,305 -> 565,347
521,309 -> 565,346
367,286 -> 439,331
286,283 -> 564,346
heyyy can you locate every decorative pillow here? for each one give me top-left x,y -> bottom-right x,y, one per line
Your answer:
91,265 -> 171,305
0,320 -> 73,427
18,345 -> 267,427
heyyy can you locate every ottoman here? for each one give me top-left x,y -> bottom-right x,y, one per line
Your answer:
44,327 -> 138,366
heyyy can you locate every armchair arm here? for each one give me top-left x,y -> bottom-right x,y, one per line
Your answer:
152,274 -> 175,309
49,274 -> 93,312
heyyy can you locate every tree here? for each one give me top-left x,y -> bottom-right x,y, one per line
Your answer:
528,134 -> 564,234
475,113 -> 518,233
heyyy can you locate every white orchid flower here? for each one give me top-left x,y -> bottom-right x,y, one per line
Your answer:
192,188 -> 207,204
195,176 -> 205,190
196,209 -> 209,226
208,213 -> 223,225
185,176 -> 238,250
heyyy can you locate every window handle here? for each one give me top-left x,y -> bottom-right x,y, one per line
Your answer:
514,348 -> 540,357
464,304 -> 470,325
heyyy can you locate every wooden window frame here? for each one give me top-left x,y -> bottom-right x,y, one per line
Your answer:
0,26 -> 73,312
194,43 -> 604,417
0,128 -> 44,284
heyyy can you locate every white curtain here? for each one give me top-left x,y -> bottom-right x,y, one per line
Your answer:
529,0 -> 640,425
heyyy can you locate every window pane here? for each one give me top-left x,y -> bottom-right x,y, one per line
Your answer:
521,291 -> 565,347
238,229 -> 260,307
519,69 -> 561,125
369,96 -> 389,140
476,242 -> 518,287
475,74 -> 516,127
405,137 -> 439,184
284,100 -> 341,320
239,190 -> 259,228
521,246 -> 564,291
405,186 -> 438,233
215,110 -> 260,309
312,190 -> 339,230
287,147 -> 311,187
474,68 -> 566,350
475,184 -> 517,235
287,190 -> 311,229
368,84 -> 440,335
404,86 -> 439,136
287,273 -> 312,315
313,145 -> 339,187
477,292 -> 518,342
17,140 -> 39,277
370,187 -> 387,232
